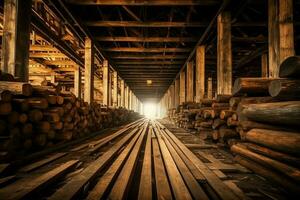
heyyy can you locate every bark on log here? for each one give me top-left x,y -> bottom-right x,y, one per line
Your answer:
233,78 -> 277,96
245,128 -> 300,156
220,110 -> 235,119
0,81 -> 32,96
269,79 -> 300,100
279,56 -> 300,78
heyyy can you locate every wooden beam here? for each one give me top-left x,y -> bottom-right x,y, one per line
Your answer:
268,0 -> 280,78
1,0 -> 32,81
113,71 -> 118,107
74,66 -> 81,99
96,37 -> 198,42
101,47 -> 191,53
43,60 -> 76,66
115,61 -> 184,65
261,53 -> 268,77
117,65 -> 181,69
195,45 -> 205,102
174,78 -> 180,108
217,11 -> 232,95
129,90 -> 132,110
29,52 -> 68,58
179,70 -> 186,105
29,45 -> 58,51
186,61 -> 194,102
120,79 -> 125,107
111,55 -> 187,59
125,85 -> 129,109
108,69 -> 112,106
84,38 -> 94,103
207,77 -> 213,99
86,21 -> 208,27
279,0 -> 295,63
103,60 -> 109,106
66,0 -> 221,6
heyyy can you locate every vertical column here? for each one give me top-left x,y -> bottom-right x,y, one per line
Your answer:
102,60 -> 109,106
74,66 -> 82,99
179,70 -> 186,105
174,78 -> 180,108
279,0 -> 294,64
268,0 -> 280,77
1,0 -> 32,82
84,38 -> 94,104
125,85 -> 129,109
108,70 -> 112,106
129,90 -> 132,110
207,77 -> 213,99
170,84 -> 175,109
261,54 -> 268,77
120,79 -> 125,107
113,71 -> 118,107
186,61 -> 194,102
217,11 -> 232,95
195,45 -> 205,102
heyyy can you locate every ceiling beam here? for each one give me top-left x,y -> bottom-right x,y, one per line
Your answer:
30,45 -> 58,51
65,0 -> 221,6
111,55 -> 187,59
101,47 -> 191,52
29,52 -> 69,58
117,65 -> 181,68
86,21 -> 208,27
95,36 -> 198,43
115,61 -> 184,65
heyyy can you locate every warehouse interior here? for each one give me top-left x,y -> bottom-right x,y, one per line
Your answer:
0,0 -> 300,199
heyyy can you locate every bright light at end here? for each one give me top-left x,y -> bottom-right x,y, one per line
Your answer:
144,102 -> 157,119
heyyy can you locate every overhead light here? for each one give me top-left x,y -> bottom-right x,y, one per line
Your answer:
147,80 -> 152,85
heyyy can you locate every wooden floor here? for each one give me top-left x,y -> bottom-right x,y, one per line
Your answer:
0,118 -> 290,200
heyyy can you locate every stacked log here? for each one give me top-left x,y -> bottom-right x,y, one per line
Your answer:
0,80 -> 140,161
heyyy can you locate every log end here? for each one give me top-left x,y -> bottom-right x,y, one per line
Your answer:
279,56 -> 300,78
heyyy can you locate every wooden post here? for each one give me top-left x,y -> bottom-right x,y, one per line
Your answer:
217,11 -> 232,95
74,66 -> 82,99
279,0 -> 294,64
195,45 -> 205,102
1,0 -> 32,82
102,60 -> 109,106
108,70 -> 112,106
207,77 -> 213,99
261,54 -> 268,77
84,37 -> 94,104
179,70 -> 186,105
120,79 -> 125,107
170,84 -> 175,109
186,61 -> 194,102
129,90 -> 132,110
125,85 -> 129,109
113,71 -> 118,107
174,78 -> 180,108
268,0 -> 280,78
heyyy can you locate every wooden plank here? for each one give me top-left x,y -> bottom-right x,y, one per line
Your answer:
86,125 -> 143,200
217,11 -> 232,95
19,152 -> 67,173
138,127 -> 152,200
84,38 -> 94,103
108,125 -> 147,199
224,180 -> 247,200
185,144 -> 217,149
152,138 -> 173,200
195,45 -> 205,102
0,160 -> 79,200
159,122 -> 240,200
160,130 -> 209,200
186,61 -> 194,102
154,127 -> 193,200
0,175 -> 16,187
212,169 -> 227,180
48,127 -> 140,200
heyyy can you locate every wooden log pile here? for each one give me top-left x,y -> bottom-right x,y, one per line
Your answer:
230,56 -> 300,193
0,79 -> 140,161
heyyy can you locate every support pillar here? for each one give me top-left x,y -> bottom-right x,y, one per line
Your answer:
179,70 -> 186,105
170,84 -> 175,109
84,38 -> 94,104
186,61 -> 194,102
129,90 -> 132,110
196,45 -> 205,102
217,11 -> 232,95
108,70 -> 112,106
207,77 -> 213,99
174,78 -> 180,108
113,71 -> 118,107
74,66 -> 81,99
1,0 -> 32,82
261,54 -> 268,77
120,79 -> 125,107
102,60 -> 109,106
125,85 -> 129,109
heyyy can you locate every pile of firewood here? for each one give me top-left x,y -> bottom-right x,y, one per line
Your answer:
171,102 -> 201,129
229,56 -> 300,194
0,78 -> 140,161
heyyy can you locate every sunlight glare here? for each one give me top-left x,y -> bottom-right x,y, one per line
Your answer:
144,102 -> 157,119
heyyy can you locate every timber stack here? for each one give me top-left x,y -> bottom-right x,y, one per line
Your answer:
0,78 -> 140,162
230,56 -> 300,193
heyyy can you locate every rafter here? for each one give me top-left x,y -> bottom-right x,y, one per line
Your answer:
86,21 -> 208,27
101,47 -> 191,52
111,55 -> 187,59
95,36 -> 198,42
115,61 -> 184,65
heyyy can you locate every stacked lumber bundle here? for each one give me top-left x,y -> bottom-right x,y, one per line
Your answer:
230,56 -> 300,193
0,80 -> 140,161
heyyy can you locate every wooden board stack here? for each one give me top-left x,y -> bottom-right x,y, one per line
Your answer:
229,56 -> 300,193
0,78 -> 140,161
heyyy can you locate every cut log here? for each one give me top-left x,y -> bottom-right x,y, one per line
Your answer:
245,128 -> 300,156
220,110 -> 235,119
234,155 -> 300,195
227,117 -> 238,127
0,102 -> 12,115
219,128 -> 238,139
212,103 -> 229,108
12,98 -> 29,112
231,143 -> 300,182
279,56 -> 300,78
0,90 -> 12,102
28,98 -> 48,109
0,81 -> 32,96
216,95 -> 231,103
239,120 -> 297,132
212,119 -> 226,129
233,78 -> 277,96
242,101 -> 300,126
269,79 -> 300,100
28,109 -> 43,122
35,121 -> 51,133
